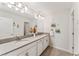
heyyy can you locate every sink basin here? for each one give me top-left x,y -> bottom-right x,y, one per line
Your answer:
15,39 -> 29,44
21,39 -> 29,41
15,33 -> 44,42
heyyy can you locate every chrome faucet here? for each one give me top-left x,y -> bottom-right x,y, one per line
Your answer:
15,36 -> 21,41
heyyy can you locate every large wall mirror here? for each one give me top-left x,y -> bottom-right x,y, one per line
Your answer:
0,17 -> 13,40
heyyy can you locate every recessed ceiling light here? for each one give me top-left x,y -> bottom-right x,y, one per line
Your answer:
17,3 -> 22,8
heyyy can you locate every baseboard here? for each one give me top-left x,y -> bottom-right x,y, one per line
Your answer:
49,45 -> 79,55
51,46 -> 73,54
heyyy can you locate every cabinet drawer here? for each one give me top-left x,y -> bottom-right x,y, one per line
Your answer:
18,45 -> 37,56
4,45 -> 28,56
26,45 -> 37,56
4,42 -> 37,56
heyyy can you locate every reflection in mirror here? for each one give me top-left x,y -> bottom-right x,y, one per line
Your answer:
24,22 -> 30,36
0,2 -> 38,44
0,17 -> 13,40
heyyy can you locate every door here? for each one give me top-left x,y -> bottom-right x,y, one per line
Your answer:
37,39 -> 43,55
72,10 -> 75,54
24,22 -> 30,36
43,36 -> 49,50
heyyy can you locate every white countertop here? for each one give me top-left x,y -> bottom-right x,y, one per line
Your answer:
0,34 -> 48,55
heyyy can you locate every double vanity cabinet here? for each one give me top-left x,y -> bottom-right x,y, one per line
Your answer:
0,34 -> 49,56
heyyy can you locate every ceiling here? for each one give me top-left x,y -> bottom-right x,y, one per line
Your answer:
0,2 -> 73,19
28,2 -> 73,16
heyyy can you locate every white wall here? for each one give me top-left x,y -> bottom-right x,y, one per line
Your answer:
37,19 -> 44,32
36,15 -> 52,33
43,16 -> 52,33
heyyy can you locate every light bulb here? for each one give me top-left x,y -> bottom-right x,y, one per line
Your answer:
8,4 -> 12,8
21,10 -> 24,13
15,7 -> 19,10
25,6 -> 28,12
17,3 -> 22,8
39,15 -> 41,18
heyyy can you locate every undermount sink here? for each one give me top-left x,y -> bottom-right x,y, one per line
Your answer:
17,39 -> 28,41
15,33 -> 44,42
15,36 -> 28,42
16,38 -> 29,41
15,39 -> 29,44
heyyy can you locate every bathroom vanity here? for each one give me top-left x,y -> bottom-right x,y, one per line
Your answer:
0,34 -> 49,56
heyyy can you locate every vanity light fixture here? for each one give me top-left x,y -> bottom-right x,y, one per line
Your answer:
38,14 -> 44,19
7,4 -> 12,8
34,14 -> 44,19
6,2 -> 44,19
25,6 -> 28,12
15,7 -> 19,10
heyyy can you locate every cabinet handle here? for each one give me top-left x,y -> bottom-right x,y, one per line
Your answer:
46,40 -> 48,42
25,52 -> 29,56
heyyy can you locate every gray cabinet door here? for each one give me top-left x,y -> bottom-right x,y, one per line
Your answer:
18,45 -> 37,56
43,36 -> 49,50
37,39 -> 43,55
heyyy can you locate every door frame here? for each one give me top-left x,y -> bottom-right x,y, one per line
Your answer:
71,9 -> 75,55
24,22 -> 29,36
